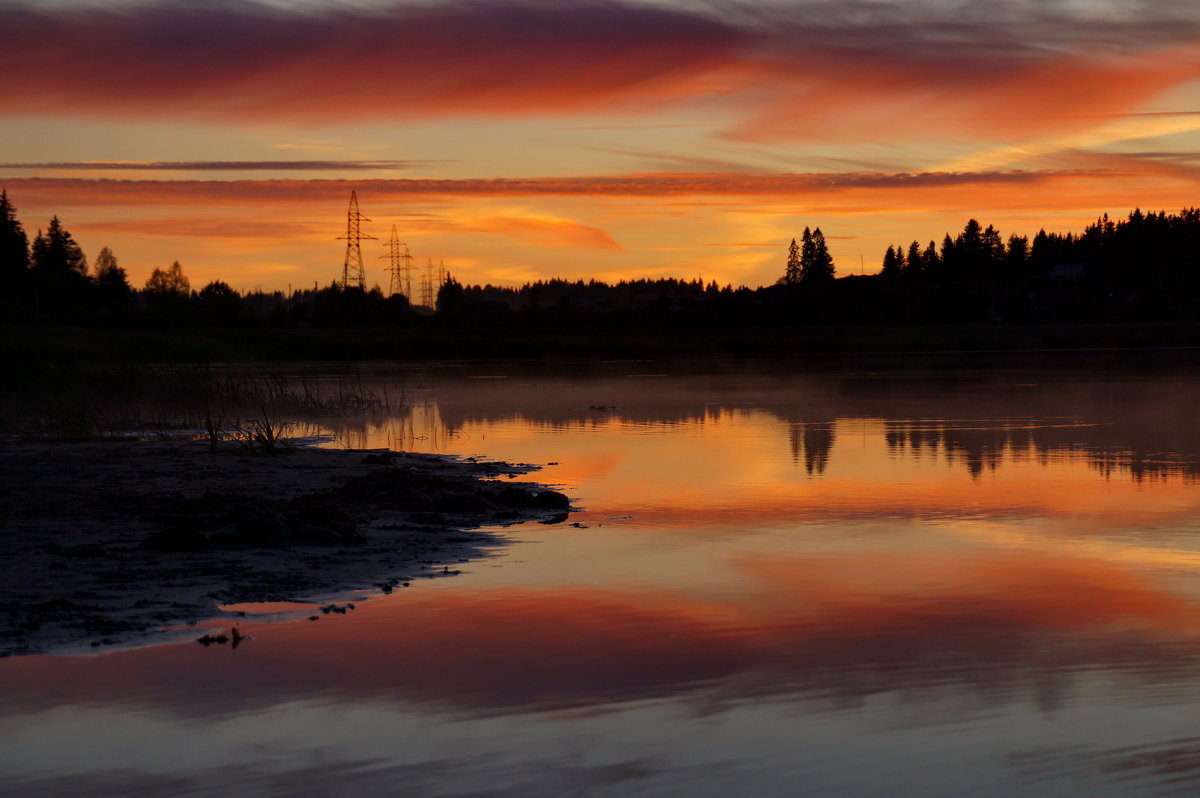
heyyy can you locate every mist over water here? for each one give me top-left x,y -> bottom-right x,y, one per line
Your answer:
6,363 -> 1200,796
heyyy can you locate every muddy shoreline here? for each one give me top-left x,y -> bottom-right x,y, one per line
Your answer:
0,439 -> 572,656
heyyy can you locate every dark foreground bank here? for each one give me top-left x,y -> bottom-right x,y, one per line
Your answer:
0,439 -> 571,656
6,322 -> 1200,367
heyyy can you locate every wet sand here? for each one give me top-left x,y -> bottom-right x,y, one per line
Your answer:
0,439 -> 571,656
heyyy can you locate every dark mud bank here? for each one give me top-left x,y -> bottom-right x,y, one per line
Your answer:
0,439 -> 573,656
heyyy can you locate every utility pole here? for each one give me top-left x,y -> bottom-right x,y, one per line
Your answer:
337,191 -> 375,290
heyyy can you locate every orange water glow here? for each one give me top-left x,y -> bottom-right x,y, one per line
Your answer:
3,547 -> 1199,717
389,414 -> 1200,532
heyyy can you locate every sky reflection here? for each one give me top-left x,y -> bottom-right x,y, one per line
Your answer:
6,368 -> 1200,795
4,548 -> 1200,719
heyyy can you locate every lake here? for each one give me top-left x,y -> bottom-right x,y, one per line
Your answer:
5,360 -> 1200,797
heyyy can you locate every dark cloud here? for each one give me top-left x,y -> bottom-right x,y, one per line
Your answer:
0,1 -> 745,118
0,1 -> 1196,140
0,170 -> 1079,206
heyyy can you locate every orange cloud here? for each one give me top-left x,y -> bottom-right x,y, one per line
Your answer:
735,45 -> 1200,142
0,170 -> 1127,207
72,217 -> 324,239
466,216 -> 622,250
2,2 -> 1198,144
0,3 -> 744,121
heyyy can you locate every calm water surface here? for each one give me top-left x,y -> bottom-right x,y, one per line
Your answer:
5,364 -> 1200,796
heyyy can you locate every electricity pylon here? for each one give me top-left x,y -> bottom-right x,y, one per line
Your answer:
380,225 -> 413,299
420,258 -> 435,308
337,191 -> 375,290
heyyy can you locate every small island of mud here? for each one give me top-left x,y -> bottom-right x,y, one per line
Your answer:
0,439 -> 572,656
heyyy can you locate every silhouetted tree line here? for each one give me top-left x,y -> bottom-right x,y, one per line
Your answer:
0,191 -> 414,328
4,187 -> 1199,329
435,274 -> 757,325
872,209 -> 1200,323
441,209 -> 1200,325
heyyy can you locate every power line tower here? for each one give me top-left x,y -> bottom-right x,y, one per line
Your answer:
401,244 -> 413,299
379,225 -> 414,299
337,191 -> 376,290
420,258 -> 435,308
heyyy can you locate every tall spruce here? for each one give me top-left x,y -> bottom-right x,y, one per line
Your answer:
0,190 -> 29,303
906,241 -> 924,276
880,245 -> 901,279
801,227 -> 835,285
784,237 -> 801,284
31,216 -> 87,276
29,216 -> 90,312
799,227 -> 816,280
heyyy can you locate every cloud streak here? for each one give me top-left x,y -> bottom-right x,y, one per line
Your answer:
0,170 -> 1097,206
2,1 -> 1198,141
466,216 -> 623,250
71,217 -> 324,239
0,2 -> 743,119
0,160 -> 423,172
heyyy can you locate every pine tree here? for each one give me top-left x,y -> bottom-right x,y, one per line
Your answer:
939,234 -> 956,266
436,273 -> 465,314
921,237 -> 940,272
981,224 -> 1004,261
784,237 -> 801,284
801,227 -> 835,285
880,245 -> 900,279
799,227 -> 816,280
1005,234 -> 1029,273
0,190 -> 29,299
31,216 -> 86,276
906,241 -> 924,276
29,216 -> 89,313
957,218 -> 983,253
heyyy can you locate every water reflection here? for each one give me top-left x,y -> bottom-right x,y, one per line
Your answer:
316,369 -> 1200,486
7,366 -> 1200,796
4,550 -> 1200,718
788,422 -> 836,475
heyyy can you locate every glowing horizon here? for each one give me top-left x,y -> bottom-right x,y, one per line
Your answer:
3,0 -> 1200,293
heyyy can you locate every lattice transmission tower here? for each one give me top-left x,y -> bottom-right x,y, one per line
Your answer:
420,258 -> 435,308
380,225 -> 413,299
337,191 -> 376,290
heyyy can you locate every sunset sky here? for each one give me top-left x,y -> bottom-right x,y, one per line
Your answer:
3,0 -> 1200,293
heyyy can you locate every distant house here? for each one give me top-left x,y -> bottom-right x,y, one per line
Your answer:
1050,263 -> 1086,280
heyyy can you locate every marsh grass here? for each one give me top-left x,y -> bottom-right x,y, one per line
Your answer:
234,405 -> 294,455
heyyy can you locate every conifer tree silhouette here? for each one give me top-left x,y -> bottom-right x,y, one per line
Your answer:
784,237 -> 801,284
0,190 -> 29,298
